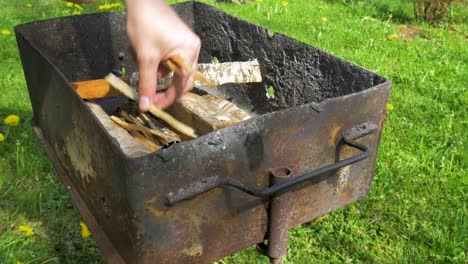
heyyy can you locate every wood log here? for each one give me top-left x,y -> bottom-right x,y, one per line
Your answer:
202,94 -> 252,121
71,79 -> 122,99
196,59 -> 262,86
167,93 -> 239,136
85,102 -> 150,157
169,55 -> 216,87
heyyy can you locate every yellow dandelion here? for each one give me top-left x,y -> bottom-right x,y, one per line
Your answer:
18,225 -> 35,236
0,132 -> 5,142
4,115 -> 20,126
16,261 -> 24,264
63,10 -> 70,15
74,4 -> 83,10
282,1 -> 288,8
66,2 -> 73,7
25,3 -> 33,8
321,17 -> 328,23
72,11 -> 81,15
111,3 -> 121,8
1,29 -> 11,35
99,4 -> 112,10
80,221 -> 91,238
387,34 -> 400,41
387,103 -> 395,111
256,0 -> 262,3
318,5 -> 324,10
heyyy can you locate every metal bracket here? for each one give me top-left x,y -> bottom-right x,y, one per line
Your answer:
165,122 -> 377,206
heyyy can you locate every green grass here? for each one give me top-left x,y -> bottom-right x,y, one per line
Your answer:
0,0 -> 466,263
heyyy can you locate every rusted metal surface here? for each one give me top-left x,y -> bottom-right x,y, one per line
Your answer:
267,168 -> 293,264
165,122 -> 377,205
15,2 -> 392,263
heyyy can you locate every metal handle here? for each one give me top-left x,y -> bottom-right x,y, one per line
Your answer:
165,122 -> 377,206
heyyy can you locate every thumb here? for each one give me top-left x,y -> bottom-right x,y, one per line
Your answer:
137,52 -> 161,111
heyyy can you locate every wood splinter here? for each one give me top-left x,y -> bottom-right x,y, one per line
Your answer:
129,131 -> 161,152
105,73 -> 198,138
139,113 -> 181,146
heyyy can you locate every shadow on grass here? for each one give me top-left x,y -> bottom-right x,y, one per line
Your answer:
323,0 -> 416,24
375,2 -> 415,24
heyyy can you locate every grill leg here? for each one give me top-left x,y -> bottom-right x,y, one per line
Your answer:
257,168 -> 293,264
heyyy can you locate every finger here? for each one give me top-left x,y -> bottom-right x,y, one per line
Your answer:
185,49 -> 200,92
176,51 -> 198,96
138,50 -> 160,111
153,85 -> 181,109
172,56 -> 191,98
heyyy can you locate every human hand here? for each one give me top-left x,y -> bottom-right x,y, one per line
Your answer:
125,0 -> 201,111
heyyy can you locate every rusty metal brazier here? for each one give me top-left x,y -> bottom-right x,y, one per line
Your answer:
15,2 -> 391,263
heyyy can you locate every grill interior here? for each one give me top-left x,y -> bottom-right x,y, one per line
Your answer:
19,2 -> 386,116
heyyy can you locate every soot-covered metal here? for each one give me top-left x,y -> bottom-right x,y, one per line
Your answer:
15,2 -> 391,263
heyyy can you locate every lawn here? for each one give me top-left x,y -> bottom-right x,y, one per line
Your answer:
0,0 -> 466,263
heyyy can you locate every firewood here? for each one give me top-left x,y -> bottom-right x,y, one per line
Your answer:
110,115 -> 176,143
105,73 -> 198,138
127,130 -> 161,152
167,93 -> 239,136
196,59 -> 262,86
128,59 -> 262,91
139,113 -> 181,146
119,110 -> 180,147
118,110 -> 157,146
169,55 -> 216,87
202,94 -> 251,121
71,79 -> 122,99
86,102 -> 150,157
74,59 -> 262,99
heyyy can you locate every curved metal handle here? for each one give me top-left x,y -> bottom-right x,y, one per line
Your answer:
165,122 -> 377,206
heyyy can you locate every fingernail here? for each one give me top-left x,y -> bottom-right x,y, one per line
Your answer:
139,96 -> 150,111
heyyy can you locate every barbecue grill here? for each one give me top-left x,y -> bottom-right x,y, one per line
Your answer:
15,2 -> 391,263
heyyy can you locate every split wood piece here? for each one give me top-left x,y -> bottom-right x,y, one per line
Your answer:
139,113 -> 181,146
118,110 -> 158,146
85,102 -> 151,157
202,94 -> 252,121
167,92 -> 239,136
196,59 -> 262,86
168,55 -> 216,87
105,73 -> 198,138
110,115 -> 176,143
110,116 -> 162,152
71,79 -> 122,99
128,130 -> 161,152
119,110 -> 179,147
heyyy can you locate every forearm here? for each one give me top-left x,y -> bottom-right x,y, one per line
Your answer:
124,0 -> 179,23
